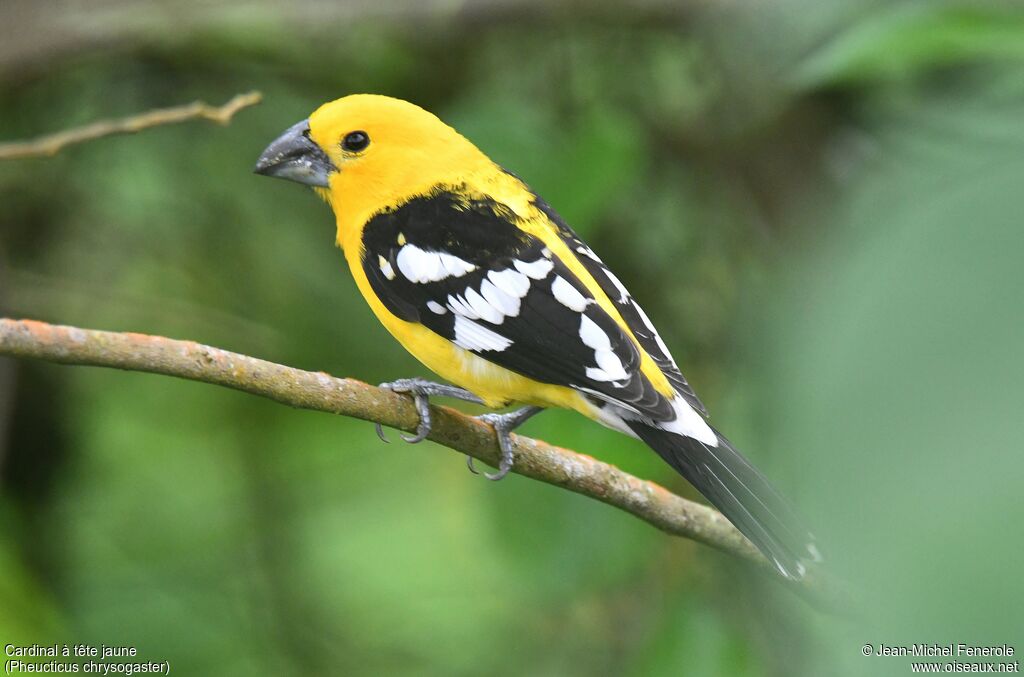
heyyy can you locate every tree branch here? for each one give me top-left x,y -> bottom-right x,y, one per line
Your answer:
0,91 -> 263,160
0,317 -> 841,606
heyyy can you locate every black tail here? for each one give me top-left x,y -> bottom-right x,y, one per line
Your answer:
628,422 -> 819,578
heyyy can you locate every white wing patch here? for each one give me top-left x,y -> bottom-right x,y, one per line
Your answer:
488,268 -> 530,298
604,269 -> 631,304
453,315 -> 513,352
427,300 -> 447,315
579,315 -> 611,351
657,396 -> 717,445
446,293 -> 480,320
378,255 -> 396,281
443,263 -> 535,336
514,258 -> 554,280
589,351 -> 628,382
631,300 -> 677,369
551,275 -> 590,312
587,395 -> 716,446
440,252 -> 477,278
480,278 -> 522,319
396,244 -> 477,283
463,287 -> 503,324
576,246 -> 629,304
572,242 -> 688,381
579,315 -> 629,383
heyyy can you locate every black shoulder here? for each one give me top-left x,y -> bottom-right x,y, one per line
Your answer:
361,188 -> 535,322
363,188 -> 532,265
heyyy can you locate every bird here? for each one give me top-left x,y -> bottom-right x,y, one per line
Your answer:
254,94 -> 819,578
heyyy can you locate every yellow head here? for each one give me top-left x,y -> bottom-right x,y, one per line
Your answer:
255,94 -> 495,222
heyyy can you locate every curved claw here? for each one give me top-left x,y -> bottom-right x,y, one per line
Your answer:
377,383 -> 431,444
374,380 -> 535,482
484,434 -> 513,481
477,413 -> 516,481
485,465 -> 511,481
472,407 -> 541,481
401,431 -> 428,443
401,432 -> 428,443
399,391 -> 431,443
375,422 -> 390,443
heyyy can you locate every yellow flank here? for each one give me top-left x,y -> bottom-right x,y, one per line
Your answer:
308,94 -> 675,415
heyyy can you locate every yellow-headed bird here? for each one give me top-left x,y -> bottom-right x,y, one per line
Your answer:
255,94 -> 818,578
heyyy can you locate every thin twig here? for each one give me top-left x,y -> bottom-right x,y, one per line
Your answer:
0,317 -> 844,608
0,91 -> 263,160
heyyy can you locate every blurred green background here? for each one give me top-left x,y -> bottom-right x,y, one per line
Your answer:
1,1 -> 1022,675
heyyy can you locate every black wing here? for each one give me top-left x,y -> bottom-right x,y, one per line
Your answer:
530,194 -> 707,415
363,188 -> 820,578
361,188 -> 672,421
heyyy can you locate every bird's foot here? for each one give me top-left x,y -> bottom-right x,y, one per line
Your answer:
375,378 -> 483,444
467,406 -> 543,481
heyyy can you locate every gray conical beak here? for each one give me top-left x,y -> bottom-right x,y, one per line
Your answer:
254,119 -> 335,188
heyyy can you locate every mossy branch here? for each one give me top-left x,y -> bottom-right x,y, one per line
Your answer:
0,317 -> 842,606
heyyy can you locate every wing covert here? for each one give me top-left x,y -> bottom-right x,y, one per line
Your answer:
360,189 -> 673,421
529,194 -> 708,415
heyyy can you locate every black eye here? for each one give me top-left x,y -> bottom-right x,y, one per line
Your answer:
342,130 -> 370,152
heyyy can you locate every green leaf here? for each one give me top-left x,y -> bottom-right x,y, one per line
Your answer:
792,4 -> 1024,88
